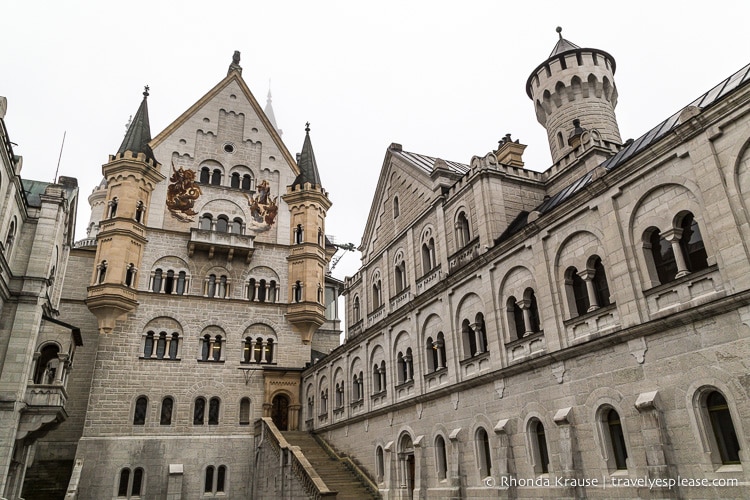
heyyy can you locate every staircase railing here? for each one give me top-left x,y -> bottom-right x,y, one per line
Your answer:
256,417 -> 337,499
311,433 -> 381,498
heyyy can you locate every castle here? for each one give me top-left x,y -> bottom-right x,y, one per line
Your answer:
1,30 -> 749,499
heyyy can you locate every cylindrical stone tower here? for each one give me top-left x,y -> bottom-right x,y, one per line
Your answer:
526,28 -> 622,165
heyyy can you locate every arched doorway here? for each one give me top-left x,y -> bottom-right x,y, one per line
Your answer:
271,394 -> 290,430
398,433 -> 415,499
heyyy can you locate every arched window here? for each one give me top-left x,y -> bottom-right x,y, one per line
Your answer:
216,465 -> 226,493
456,211 -> 471,248
393,196 -> 400,218
397,352 -> 405,384
155,332 -> 167,359
199,214 -> 212,230
4,219 -> 16,255
97,260 -> 108,284
133,396 -> 148,425
476,428 -> 492,478
294,224 -> 304,244
679,212 -> 709,273
592,257 -> 610,307
144,332 -> 154,358
706,391 -> 741,465
200,167 -> 210,184
372,278 -> 382,310
117,468 -> 130,497
125,264 -> 136,287
557,130 -> 565,149
335,382 -> 344,408
109,197 -> 118,218
211,169 -> 222,185
117,467 -> 143,498
207,274 -> 217,297
373,364 -> 382,393
507,296 -> 525,339
231,217 -> 243,234
176,271 -> 187,295
395,260 -> 406,293
194,397 -> 206,425
152,269 -> 163,293
648,228 -> 677,284
217,275 -> 228,298
318,228 -> 324,246
160,397 -> 174,425
209,397 -> 220,425
435,435 -> 448,480
164,270 -> 175,294
241,174 -> 252,191
204,466 -> 214,493
231,172 -> 240,188
134,200 -> 145,223
212,335 -> 222,361
567,266 -> 589,316
462,318 -> 477,358
239,397 -> 251,425
34,344 -> 60,384
294,281 -> 302,302
422,238 -> 436,273
531,419 -> 550,473
376,446 -> 385,483
169,333 -> 179,359
353,296 -> 361,323
605,409 -> 628,470
216,215 -> 229,233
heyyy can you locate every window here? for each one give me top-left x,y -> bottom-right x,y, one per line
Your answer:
216,215 -> 228,233
160,397 -> 174,425
239,398 -> 251,425
164,270 -> 175,294
353,296 -> 361,323
530,419 -> 550,474
204,464 -> 227,494
376,446 -> 385,483
373,361 -> 386,394
462,315 -> 487,358
371,275 -> 382,310
435,435 -> 448,480
231,172 -> 240,188
294,224 -> 304,244
200,334 -> 223,361
200,214 -> 212,230
206,274 -> 229,298
705,391 -> 741,465
317,228 -> 324,246
243,337 -> 275,364
231,217 -> 242,234
592,257 -> 610,307
134,200 -> 145,223
394,259 -> 406,293
426,332 -> 447,372
211,169 -> 222,185
33,344 -> 60,384
143,331 -> 179,360
422,237 -> 436,273
125,264 -> 137,287
293,281 -> 302,302
133,397 -> 147,425
476,428 -> 492,478
4,219 -> 16,255
557,131 -> 565,149
117,467 -> 143,498
335,382 -> 344,408
152,269 -> 163,293
605,409 -> 628,470
396,348 -> 413,385
109,197 -> 119,218
209,397 -> 220,425
646,212 -> 710,285
200,167 -> 210,183
320,389 -> 328,414
97,260 -> 108,284
241,174 -> 252,191
194,397 -> 206,425
393,196 -> 400,218
507,289 -> 541,339
567,267 -> 589,316
455,211 -> 471,248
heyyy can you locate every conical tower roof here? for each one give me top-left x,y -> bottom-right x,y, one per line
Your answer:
117,86 -> 156,163
292,123 -> 322,188
264,88 -> 281,135
549,26 -> 580,57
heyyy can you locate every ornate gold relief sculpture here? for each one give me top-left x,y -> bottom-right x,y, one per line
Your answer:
166,163 -> 202,222
246,180 -> 278,231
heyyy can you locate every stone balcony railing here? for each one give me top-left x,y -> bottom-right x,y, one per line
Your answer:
416,266 -> 441,295
448,238 -> 481,272
18,384 -> 69,441
367,306 -> 385,326
25,384 -> 68,407
389,287 -> 411,311
564,303 -> 620,345
505,331 -> 546,363
643,265 -> 724,319
188,228 -> 255,263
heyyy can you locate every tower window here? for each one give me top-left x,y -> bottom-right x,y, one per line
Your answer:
211,169 -> 222,185
133,396 -> 148,425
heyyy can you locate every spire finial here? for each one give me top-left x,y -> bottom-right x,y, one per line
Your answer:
143,85 -> 150,98
305,122 -> 310,133
556,26 -> 563,39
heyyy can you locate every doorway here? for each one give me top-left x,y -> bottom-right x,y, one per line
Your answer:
271,394 -> 289,430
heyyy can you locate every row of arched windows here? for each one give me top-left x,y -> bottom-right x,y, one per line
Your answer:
199,166 -> 253,192
106,198 -> 146,223
199,213 -> 244,234
117,464 -> 228,498
133,396 -> 252,426
145,269 -> 280,303
140,333 -> 275,364
372,389 -> 740,487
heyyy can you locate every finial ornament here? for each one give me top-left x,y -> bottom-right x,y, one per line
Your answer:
556,26 -> 563,39
305,122 -> 310,133
143,85 -> 150,98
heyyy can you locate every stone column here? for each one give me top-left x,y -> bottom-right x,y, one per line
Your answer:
578,269 -> 600,312
518,299 -> 534,336
662,229 -> 689,278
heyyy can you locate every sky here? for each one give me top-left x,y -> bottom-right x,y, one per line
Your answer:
2,1 -> 749,282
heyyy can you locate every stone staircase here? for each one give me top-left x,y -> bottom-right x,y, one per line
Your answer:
283,431 -> 380,500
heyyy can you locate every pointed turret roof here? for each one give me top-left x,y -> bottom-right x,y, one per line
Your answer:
549,26 -> 580,57
117,86 -> 155,163
264,88 -> 282,136
293,123 -> 322,188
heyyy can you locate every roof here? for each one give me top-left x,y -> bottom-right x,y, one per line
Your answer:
549,29 -> 580,57
21,179 -> 52,207
500,61 -> 750,244
293,124 -> 323,188
117,87 -> 156,163
393,149 -> 470,175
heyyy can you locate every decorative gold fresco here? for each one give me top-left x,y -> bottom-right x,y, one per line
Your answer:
246,180 -> 278,231
166,163 -> 202,222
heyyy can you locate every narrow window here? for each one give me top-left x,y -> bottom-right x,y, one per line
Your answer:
218,275 -> 228,298
353,296 -> 361,322
295,224 -> 304,244
209,397 -> 220,425
650,229 -> 677,284
231,218 -> 242,234
212,336 -> 222,361
160,397 -> 173,425
204,465 -> 215,493
239,398 -> 251,425
216,465 -> 226,492
152,269 -> 163,293
606,409 -> 628,470
258,279 -> 267,302
376,446 -> 385,483
435,435 -> 447,480
707,391 -> 741,464
199,214 -> 212,231
131,468 -> 143,496
169,333 -> 179,359
568,267 -> 589,316
207,274 -> 217,298
426,336 -> 437,372
34,344 -> 60,384
592,257 -> 610,307
201,334 -> 211,361
155,332 -> 166,359
533,420 -> 550,473
456,211 -> 470,248
241,174 -> 252,191
118,468 -> 130,497
211,169 -> 221,185
133,397 -> 147,425
134,201 -> 144,223
393,196 -> 400,218
231,172 -> 240,188
216,216 -> 228,233
176,271 -> 186,295
164,270 -> 174,294
462,319 -> 477,358
194,397 -> 206,425
680,213 -> 709,272
476,428 -> 492,477
125,264 -> 136,287
294,281 -> 302,302
200,167 -> 210,184
144,332 -> 154,358
254,337 -> 264,363
109,197 -> 118,218
265,338 -> 274,363
98,260 -> 108,284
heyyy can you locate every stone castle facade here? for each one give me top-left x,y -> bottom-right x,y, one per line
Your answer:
0,31 -> 749,499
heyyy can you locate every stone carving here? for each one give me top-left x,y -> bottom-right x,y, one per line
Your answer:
166,163 -> 202,222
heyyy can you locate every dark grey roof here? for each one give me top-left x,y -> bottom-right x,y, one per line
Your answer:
21,179 -> 51,207
293,124 -> 323,188
117,88 -> 156,163
550,35 -> 580,57
393,149 -> 470,175
499,61 -> 750,244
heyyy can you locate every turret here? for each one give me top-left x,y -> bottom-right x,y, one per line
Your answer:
282,124 -> 332,344
85,87 -> 165,333
527,28 -> 622,169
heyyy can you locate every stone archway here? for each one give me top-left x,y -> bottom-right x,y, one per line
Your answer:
271,394 -> 290,430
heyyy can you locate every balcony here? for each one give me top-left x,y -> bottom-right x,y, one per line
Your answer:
565,303 -> 620,345
448,238 -> 481,272
643,266 -> 724,319
459,351 -> 490,377
389,287 -> 411,311
188,228 -> 255,263
367,306 -> 385,326
416,266 -> 441,295
505,331 -> 546,363
18,384 -> 68,440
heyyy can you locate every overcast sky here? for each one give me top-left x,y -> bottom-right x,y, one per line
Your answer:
3,1 -> 748,281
